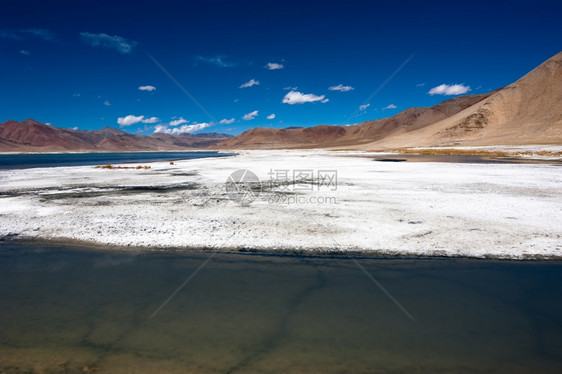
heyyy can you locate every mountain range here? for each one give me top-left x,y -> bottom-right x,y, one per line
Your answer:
0,119 -> 231,152
1,51 -> 560,152
218,51 -> 561,149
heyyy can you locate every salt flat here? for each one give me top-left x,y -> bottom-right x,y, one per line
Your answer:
0,150 -> 560,259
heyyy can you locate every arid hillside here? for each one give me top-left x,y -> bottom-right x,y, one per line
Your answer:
216,51 -> 562,150
0,119 -> 231,152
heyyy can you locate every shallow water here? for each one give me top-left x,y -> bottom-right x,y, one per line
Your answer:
0,243 -> 561,373
0,151 -> 233,170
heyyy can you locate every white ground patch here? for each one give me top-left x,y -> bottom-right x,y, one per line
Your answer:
0,150 -> 560,258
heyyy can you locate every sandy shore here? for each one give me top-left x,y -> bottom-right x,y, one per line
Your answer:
0,150 -> 561,259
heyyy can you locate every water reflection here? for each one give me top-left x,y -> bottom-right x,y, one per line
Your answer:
0,243 -> 561,373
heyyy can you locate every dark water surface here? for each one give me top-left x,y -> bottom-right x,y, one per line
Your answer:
0,151 -> 233,170
1,242 -> 561,373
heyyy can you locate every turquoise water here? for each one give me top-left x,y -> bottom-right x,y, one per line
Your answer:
0,242 -> 561,373
0,151 -> 233,170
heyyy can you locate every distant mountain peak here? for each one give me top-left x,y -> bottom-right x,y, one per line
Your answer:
0,119 -> 229,152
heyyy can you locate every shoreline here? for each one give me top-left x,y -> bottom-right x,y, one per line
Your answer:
3,237 -> 562,261
0,149 -> 237,155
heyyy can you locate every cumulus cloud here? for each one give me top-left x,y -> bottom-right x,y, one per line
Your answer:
219,118 -> 235,125
266,113 -> 276,120
169,117 -> 188,126
154,123 -> 212,135
428,83 -> 471,96
138,85 -> 156,92
80,32 -> 136,54
328,84 -> 354,92
384,104 -> 397,109
242,110 -> 259,120
117,115 -> 144,127
265,62 -> 284,70
282,91 -> 327,105
240,79 -> 260,88
359,104 -> 370,111
153,125 -> 168,133
142,116 -> 160,124
195,55 -> 237,68
117,115 -> 160,127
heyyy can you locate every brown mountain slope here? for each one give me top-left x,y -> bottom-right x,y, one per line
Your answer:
216,93 -> 492,149
217,125 -> 347,149
341,93 -> 493,145
217,51 -> 561,150
355,51 -> 562,148
0,119 -> 231,152
0,119 -> 95,150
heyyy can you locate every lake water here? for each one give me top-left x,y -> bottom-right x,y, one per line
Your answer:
1,242 -> 561,373
0,151 -> 233,170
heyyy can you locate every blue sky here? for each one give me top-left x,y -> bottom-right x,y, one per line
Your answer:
1,0 -> 560,135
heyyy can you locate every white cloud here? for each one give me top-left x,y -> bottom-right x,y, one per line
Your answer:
240,79 -> 260,88
321,98 -> 329,103
103,100 -> 111,106
266,113 -> 276,120
19,50 -> 30,56
283,86 -> 298,90
117,115 -> 160,127
384,104 -> 397,109
282,91 -> 327,105
265,62 -> 284,70
72,126 -> 79,130
169,117 -> 188,126
117,115 -> 144,127
73,93 -> 81,97
219,118 -> 235,125
359,104 -> 370,111
154,123 -> 212,135
142,116 -> 160,124
416,82 -> 425,87
428,83 -> 471,96
242,110 -> 259,120
328,84 -> 354,92
80,32 -> 136,54
138,85 -> 156,92
153,125 -> 169,133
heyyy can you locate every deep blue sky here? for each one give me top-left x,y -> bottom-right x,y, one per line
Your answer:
1,0 -> 560,135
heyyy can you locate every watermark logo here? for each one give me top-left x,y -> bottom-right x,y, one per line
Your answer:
266,169 -> 337,191
226,168 -> 338,205
225,169 -> 262,205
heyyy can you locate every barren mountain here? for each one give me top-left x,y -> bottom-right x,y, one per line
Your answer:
217,51 -> 561,149
0,119 -> 232,152
359,51 -> 562,148
216,93 -> 492,149
4,52 -> 560,153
